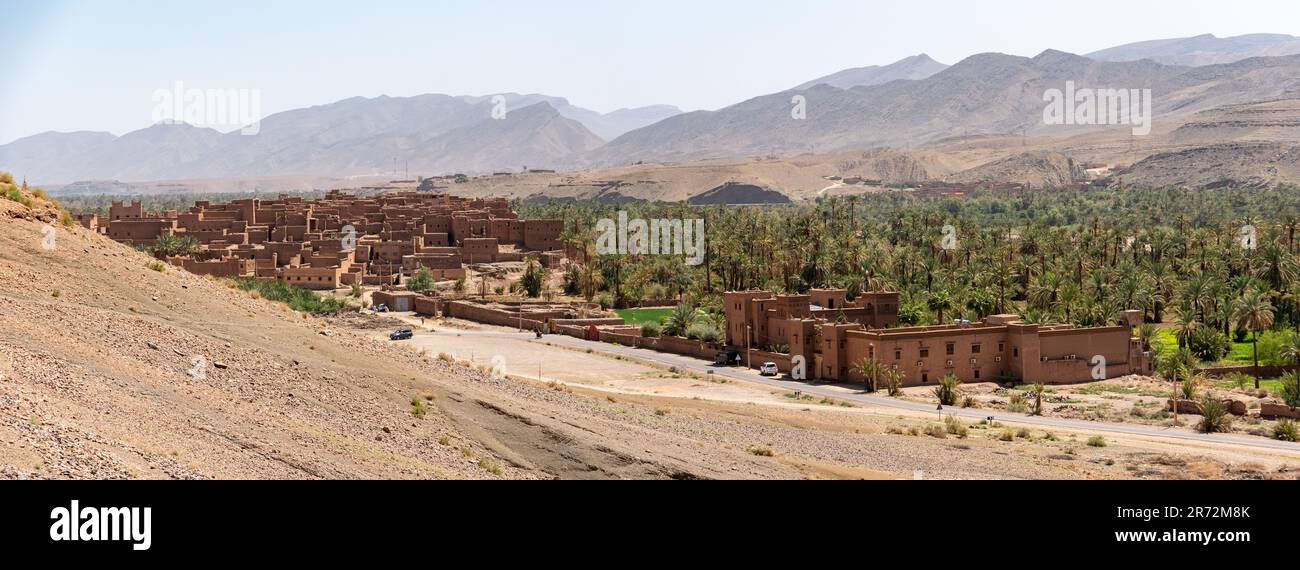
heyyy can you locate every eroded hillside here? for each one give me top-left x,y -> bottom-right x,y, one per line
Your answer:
0,198 -> 805,479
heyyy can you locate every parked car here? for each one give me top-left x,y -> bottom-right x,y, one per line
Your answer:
389,329 -> 413,341
374,304 -> 390,313
760,362 -> 779,376
714,351 -> 741,366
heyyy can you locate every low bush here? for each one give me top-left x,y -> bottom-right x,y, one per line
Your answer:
1197,396 -> 1232,434
640,321 -> 662,338
1187,326 -> 1230,362
1281,372 -> 1300,408
479,457 -> 502,475
1007,392 -> 1028,414
933,374 -> 961,406
944,415 -> 968,438
1275,419 -> 1299,442
685,323 -> 721,343
229,277 -> 351,314
1225,372 -> 1253,391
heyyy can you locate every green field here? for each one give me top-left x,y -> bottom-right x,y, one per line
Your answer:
1151,328 -> 1256,365
617,308 -> 673,326
1212,378 -> 1285,393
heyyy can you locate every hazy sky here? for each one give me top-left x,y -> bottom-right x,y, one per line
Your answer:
1,0 -> 1297,143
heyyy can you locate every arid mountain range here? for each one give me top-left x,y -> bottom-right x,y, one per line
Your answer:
1088,33 -> 1300,66
5,33 -> 1300,195
793,54 -> 950,90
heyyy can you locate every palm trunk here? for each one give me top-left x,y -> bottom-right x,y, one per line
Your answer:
1253,334 -> 1261,389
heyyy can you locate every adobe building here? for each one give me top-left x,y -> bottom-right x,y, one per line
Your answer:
724,290 -> 1150,386
91,190 -> 566,290
372,290 -> 421,312
724,289 -> 899,351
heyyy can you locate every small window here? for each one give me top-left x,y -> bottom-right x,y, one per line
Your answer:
998,343 -> 1005,353
894,350 -> 902,360
922,373 -> 929,384
920,349 -> 930,358
974,370 -> 981,380
1013,347 -> 1020,358
971,344 -> 982,354
946,343 -> 955,356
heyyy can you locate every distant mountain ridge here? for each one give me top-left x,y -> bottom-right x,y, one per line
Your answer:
1088,33 -> 1300,66
585,50 -> 1300,166
795,54 -> 949,90
7,33 -> 1300,188
0,94 -> 675,184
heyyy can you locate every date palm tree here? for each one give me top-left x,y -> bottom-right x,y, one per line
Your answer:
1279,332 -> 1300,370
927,289 -> 953,325
1234,288 -> 1276,386
851,357 -> 884,393
1157,347 -> 1198,423
1255,241 -> 1297,296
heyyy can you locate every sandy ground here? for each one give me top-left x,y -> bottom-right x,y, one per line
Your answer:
406,327 -> 795,405
369,314 -> 1300,479
917,377 -> 1293,439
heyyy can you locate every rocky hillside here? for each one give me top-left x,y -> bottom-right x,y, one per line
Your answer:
1170,97 -> 1300,145
945,152 -> 1084,188
1110,143 -> 1300,189
0,190 -> 810,479
0,173 -> 63,223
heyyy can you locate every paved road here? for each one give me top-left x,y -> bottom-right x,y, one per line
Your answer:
413,329 -> 1300,453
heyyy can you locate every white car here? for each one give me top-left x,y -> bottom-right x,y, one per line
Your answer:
760,362 -> 780,376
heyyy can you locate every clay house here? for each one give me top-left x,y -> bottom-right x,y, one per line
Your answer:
75,213 -> 99,231
93,190 -> 567,291
372,290 -> 421,312
724,290 -> 1150,386
724,289 -> 899,351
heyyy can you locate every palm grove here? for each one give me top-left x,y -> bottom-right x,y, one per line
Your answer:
519,184 -> 1300,408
